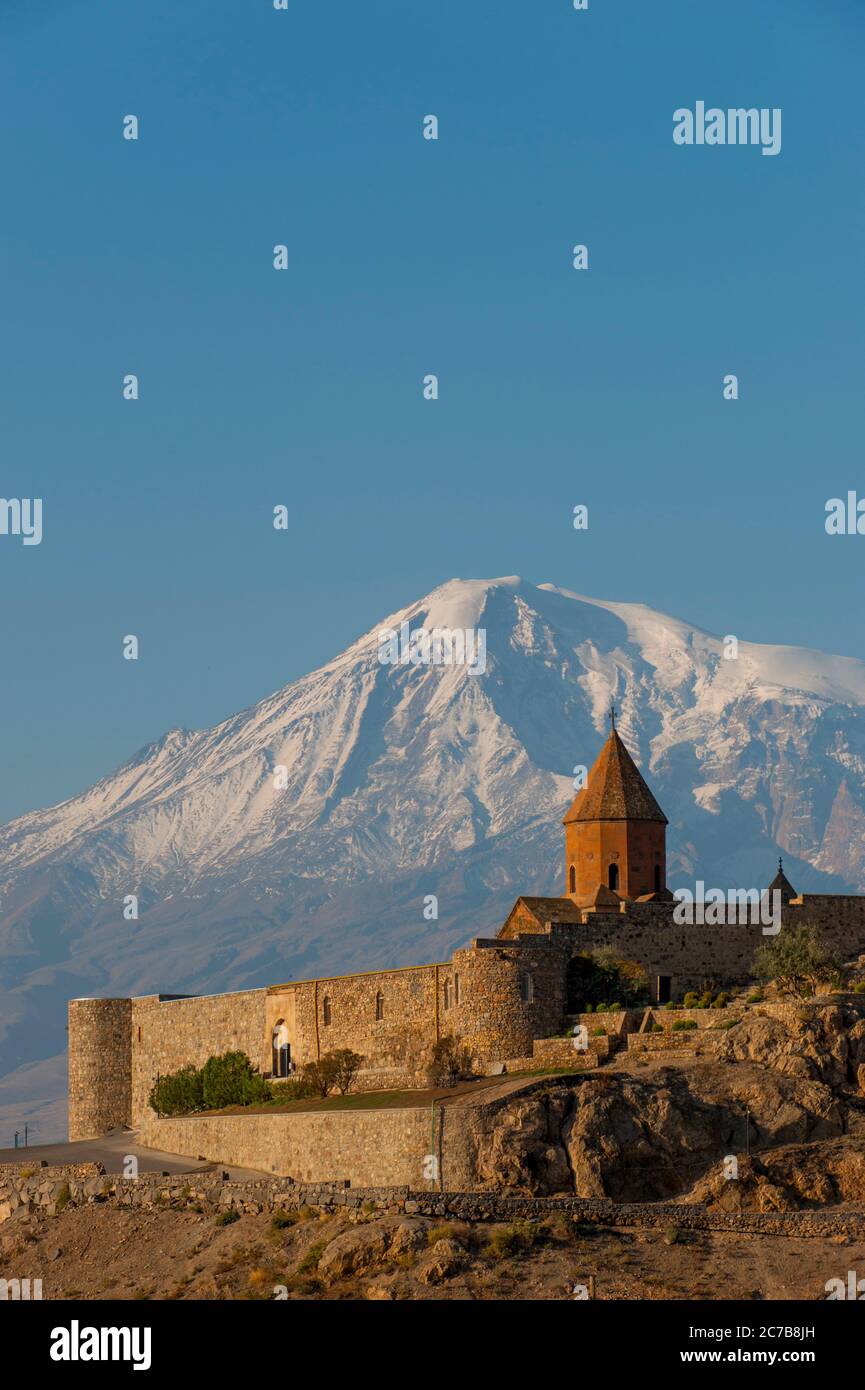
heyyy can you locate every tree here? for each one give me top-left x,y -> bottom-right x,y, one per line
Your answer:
566,948 -> 650,1012
301,1055 -> 339,1098
427,1035 -> 473,1088
327,1049 -> 363,1095
753,922 -> 842,997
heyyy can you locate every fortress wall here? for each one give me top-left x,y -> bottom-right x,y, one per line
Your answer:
140,1106 -> 436,1186
130,989 -> 268,1127
569,897 -> 865,996
453,938 -> 568,1060
68,998 -> 132,1140
272,963 -> 445,1078
577,912 -> 770,993
785,896 -> 865,957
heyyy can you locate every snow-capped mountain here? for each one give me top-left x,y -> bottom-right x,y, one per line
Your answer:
3,575 -> 865,1140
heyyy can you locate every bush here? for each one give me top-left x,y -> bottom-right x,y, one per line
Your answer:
271,1210 -> 300,1230
215,1210 -> 240,1227
267,1076 -> 317,1103
566,949 -> 649,1013
683,992 -> 699,1009
327,1049 -> 363,1095
746,990 -> 764,1004
202,1052 -> 271,1110
427,1035 -> 473,1088
753,923 -> 842,997
714,992 -> 729,1008
149,1064 -> 204,1117
671,1019 -> 697,1031
854,982 -> 865,995
486,1222 -> 538,1260
302,1056 -> 340,1098
592,1027 -> 606,1036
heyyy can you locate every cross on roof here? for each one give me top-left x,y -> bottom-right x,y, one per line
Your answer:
609,701 -> 618,730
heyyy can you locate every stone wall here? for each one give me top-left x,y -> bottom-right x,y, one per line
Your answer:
6,1163 -> 865,1241
268,963 -> 445,1079
68,999 -> 132,1140
140,1108 -> 438,1187
130,990 -> 268,1127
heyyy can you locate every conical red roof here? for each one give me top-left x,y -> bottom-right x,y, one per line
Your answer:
563,728 -> 667,825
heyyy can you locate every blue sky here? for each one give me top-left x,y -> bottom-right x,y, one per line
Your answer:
1,0 -> 863,822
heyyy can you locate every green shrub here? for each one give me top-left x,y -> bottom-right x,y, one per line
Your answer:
683,992 -> 699,1009
592,1027 -> 606,1036
714,992 -> 729,1008
271,1210 -> 300,1230
566,949 -> 650,1014
746,990 -> 764,1004
298,1240 -> 328,1274
671,1019 -> 697,1032
486,1222 -> 537,1260
267,1076 -> 317,1103
202,1052 -> 271,1110
753,923 -> 842,998
650,1023 -> 663,1033
149,1064 -> 204,1117
215,1210 -> 240,1227
854,982 -> 865,995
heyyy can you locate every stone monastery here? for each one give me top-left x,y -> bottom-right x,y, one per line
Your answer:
68,716 -> 865,1140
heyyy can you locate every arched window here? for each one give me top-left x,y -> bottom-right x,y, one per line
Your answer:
608,863 -> 619,891
272,1021 -> 290,1078
569,864 -> 576,893
520,972 -> 534,1005
375,990 -> 384,1021
654,864 -> 661,892
443,979 -> 451,1010
322,996 -> 332,1027
454,972 -> 461,1006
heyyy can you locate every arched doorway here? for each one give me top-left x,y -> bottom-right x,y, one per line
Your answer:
272,1021 -> 290,1078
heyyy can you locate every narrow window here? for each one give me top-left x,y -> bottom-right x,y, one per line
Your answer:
443,979 -> 451,1010
454,972 -> 461,1006
272,1021 -> 290,1078
654,864 -> 661,892
375,990 -> 384,1021
608,863 -> 619,891
323,996 -> 332,1027
569,864 -> 576,893
520,972 -> 534,1005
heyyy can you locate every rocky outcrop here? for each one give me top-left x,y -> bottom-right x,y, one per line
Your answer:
683,1138 -> 865,1213
707,1003 -> 865,1091
469,1063 -> 844,1202
316,1217 -> 425,1282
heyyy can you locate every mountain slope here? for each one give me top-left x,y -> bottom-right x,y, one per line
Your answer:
2,575 -> 865,1139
